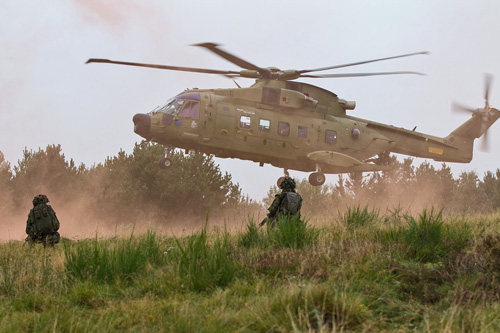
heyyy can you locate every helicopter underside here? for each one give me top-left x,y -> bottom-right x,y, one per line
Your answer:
154,135 -> 390,186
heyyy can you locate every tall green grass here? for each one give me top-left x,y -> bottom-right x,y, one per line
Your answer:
340,205 -> 379,228
403,208 -> 445,262
172,225 -> 239,292
239,215 -> 318,249
238,217 -> 262,248
377,208 -> 472,262
64,230 -> 166,284
1,208 -> 499,331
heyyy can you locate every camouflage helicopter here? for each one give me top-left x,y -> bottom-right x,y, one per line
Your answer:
87,43 -> 499,186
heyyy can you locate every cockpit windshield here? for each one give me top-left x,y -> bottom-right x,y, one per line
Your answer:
159,97 -> 185,115
158,92 -> 201,117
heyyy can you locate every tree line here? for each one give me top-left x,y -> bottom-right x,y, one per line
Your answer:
266,156 -> 500,217
0,142 -> 243,225
1,144 -> 499,225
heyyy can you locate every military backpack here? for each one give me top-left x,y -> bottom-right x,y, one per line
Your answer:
30,204 -> 58,235
279,192 -> 300,215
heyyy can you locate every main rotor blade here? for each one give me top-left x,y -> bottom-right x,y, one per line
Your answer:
300,71 -> 425,78
298,51 -> 429,74
86,58 -> 240,75
192,43 -> 265,72
452,102 -> 476,114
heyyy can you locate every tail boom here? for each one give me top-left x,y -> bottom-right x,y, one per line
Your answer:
444,107 -> 500,161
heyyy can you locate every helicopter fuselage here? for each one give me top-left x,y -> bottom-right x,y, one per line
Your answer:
132,80 -> 497,185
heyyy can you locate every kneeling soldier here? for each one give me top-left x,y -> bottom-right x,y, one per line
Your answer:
26,194 -> 60,247
260,177 -> 302,227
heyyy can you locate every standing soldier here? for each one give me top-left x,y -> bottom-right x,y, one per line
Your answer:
25,194 -> 60,247
260,177 -> 302,227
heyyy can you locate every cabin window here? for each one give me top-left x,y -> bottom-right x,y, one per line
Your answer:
240,115 -> 251,129
298,125 -> 308,139
325,130 -> 337,144
259,119 -> 270,131
179,101 -> 199,119
278,121 -> 290,136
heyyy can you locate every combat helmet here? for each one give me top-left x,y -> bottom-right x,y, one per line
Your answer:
33,194 -> 49,206
279,177 -> 296,191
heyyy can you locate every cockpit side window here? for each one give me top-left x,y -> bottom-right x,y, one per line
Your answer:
179,101 -> 199,119
180,101 -> 191,118
190,102 -> 199,119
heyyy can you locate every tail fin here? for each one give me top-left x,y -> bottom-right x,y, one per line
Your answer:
445,108 -> 500,161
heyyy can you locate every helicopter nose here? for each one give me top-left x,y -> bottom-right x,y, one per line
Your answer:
133,113 -> 151,138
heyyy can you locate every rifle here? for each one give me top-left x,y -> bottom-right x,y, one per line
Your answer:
258,217 -> 268,229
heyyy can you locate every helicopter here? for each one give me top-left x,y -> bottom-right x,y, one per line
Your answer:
87,43 -> 499,186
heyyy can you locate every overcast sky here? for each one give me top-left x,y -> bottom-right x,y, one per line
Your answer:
1,0 -> 499,200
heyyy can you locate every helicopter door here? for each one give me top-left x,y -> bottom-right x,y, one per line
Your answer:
214,103 -> 235,142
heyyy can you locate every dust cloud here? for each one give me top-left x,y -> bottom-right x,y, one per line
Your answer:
74,0 -> 157,29
0,177 -> 472,243
0,189 -> 263,243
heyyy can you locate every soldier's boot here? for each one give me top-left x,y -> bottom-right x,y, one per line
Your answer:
25,236 -> 35,248
46,232 -> 60,247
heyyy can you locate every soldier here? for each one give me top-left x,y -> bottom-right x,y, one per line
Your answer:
25,194 -> 60,247
260,177 -> 302,227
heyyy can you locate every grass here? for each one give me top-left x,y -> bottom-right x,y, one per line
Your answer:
173,223 -> 239,292
1,208 -> 500,331
340,204 -> 379,228
238,215 -> 319,249
64,230 -> 166,284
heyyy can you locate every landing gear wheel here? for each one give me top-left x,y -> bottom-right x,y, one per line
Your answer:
309,172 -> 326,186
277,176 -> 285,188
159,157 -> 173,170
352,172 -> 362,183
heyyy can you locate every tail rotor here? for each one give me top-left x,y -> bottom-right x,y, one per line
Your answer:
452,74 -> 494,152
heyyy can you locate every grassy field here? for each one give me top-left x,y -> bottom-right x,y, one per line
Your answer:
2,209 -> 500,332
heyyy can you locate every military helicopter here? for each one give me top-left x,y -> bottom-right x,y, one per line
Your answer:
87,43 -> 499,186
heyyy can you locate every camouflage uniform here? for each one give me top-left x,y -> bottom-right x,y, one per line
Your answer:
265,177 -> 303,226
26,194 -> 60,247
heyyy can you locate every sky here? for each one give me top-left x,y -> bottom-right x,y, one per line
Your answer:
1,0 -> 499,200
